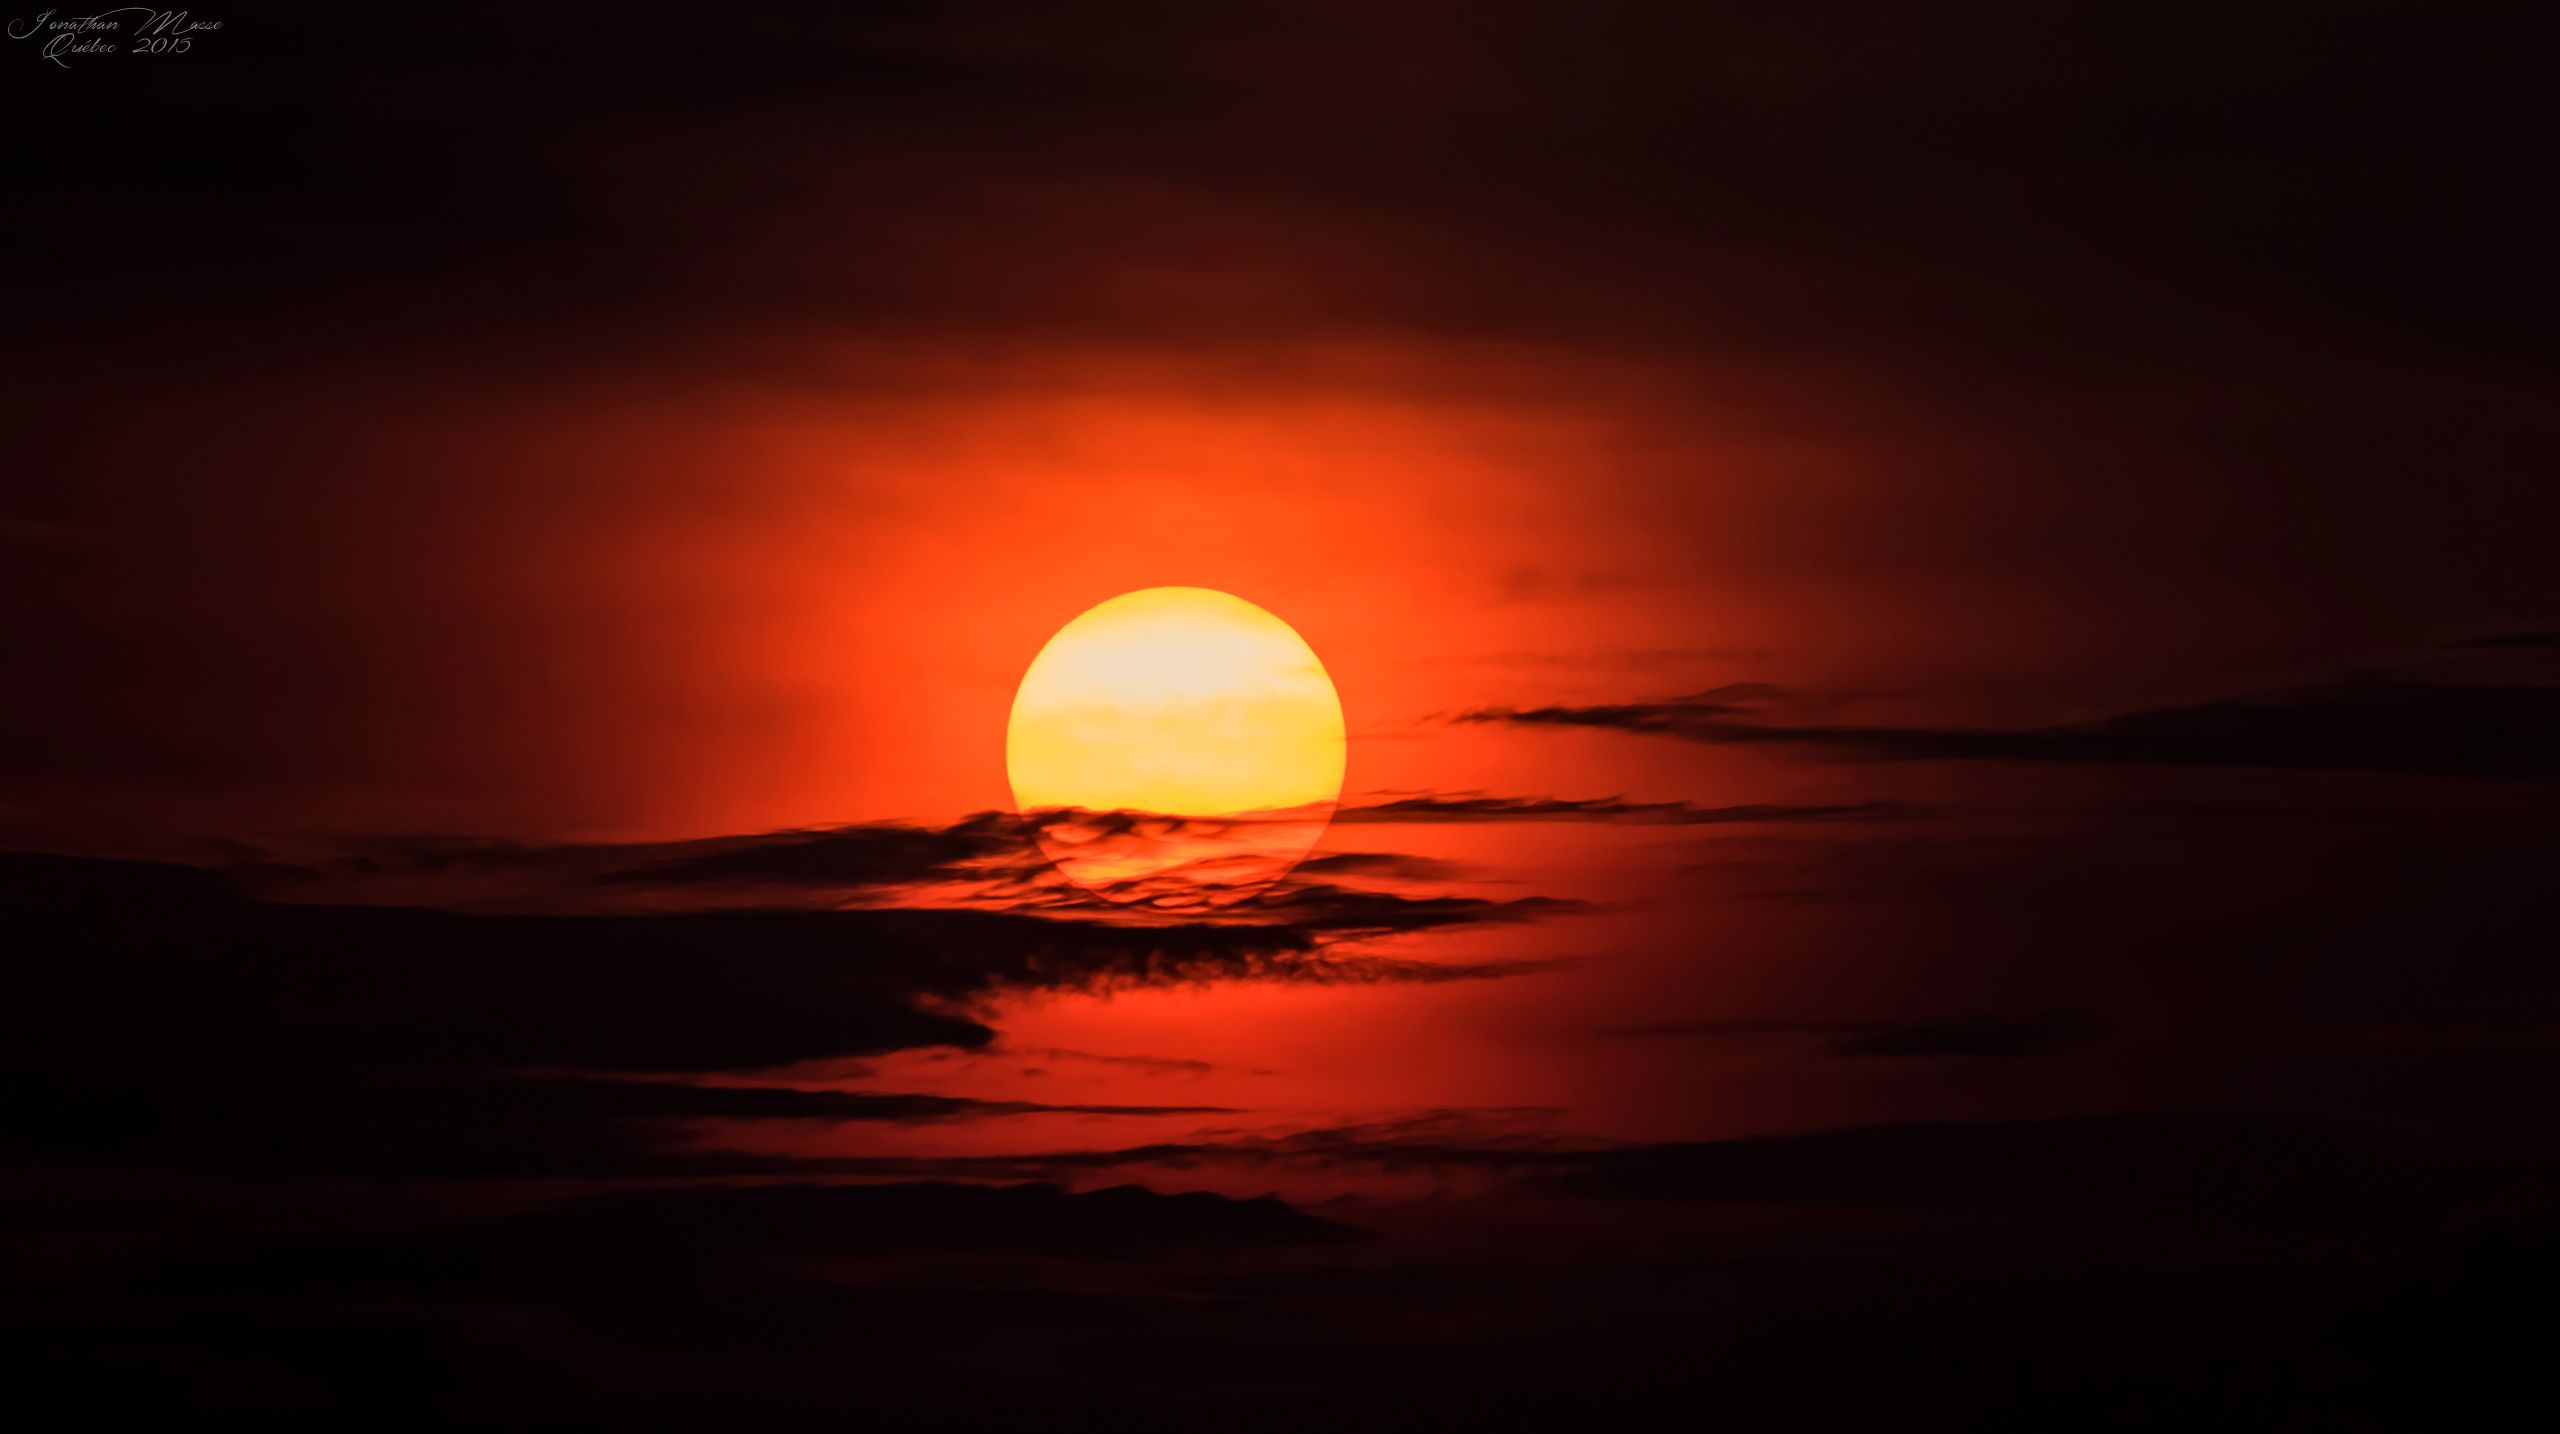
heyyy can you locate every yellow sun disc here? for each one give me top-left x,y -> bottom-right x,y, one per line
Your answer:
1006,587 -> 1345,900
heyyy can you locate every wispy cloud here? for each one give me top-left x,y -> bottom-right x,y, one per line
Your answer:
1459,674 -> 2560,777
1337,792 -> 1920,825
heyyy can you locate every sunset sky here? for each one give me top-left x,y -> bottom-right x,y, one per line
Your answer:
6,3 -> 2556,1427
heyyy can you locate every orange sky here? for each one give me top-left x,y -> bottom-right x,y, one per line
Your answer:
26,330 -> 2520,850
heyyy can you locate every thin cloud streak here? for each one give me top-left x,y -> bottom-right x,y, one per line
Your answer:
1460,671 -> 2560,777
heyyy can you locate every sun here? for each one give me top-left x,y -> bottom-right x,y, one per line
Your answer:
1007,587 -> 1345,900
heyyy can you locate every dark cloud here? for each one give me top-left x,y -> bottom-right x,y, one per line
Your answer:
1336,792 -> 1918,824
17,1128 -> 2552,1433
1605,1008 -> 2116,1060
1002,1046 -> 1233,1078
505,1076 -> 1233,1123
172,1181 -> 1366,1300
599,1109 -> 2517,1234
47,1179 -> 1375,1428
494,797 -> 1893,910
809,1109 -> 2482,1234
2,849 -> 1564,1178
1537,1113 -> 2441,1220
167,1121 -> 2474,1429
11,1068 -> 1230,1182
227,805 -> 1600,934
1290,849 -> 1470,882
721,1108 -> 1598,1185
1230,883 -> 1580,938
2455,630 -> 2560,651
255,803 -> 1608,905
595,813 -> 1021,889
246,811 -> 1036,900
1463,676 -> 2560,777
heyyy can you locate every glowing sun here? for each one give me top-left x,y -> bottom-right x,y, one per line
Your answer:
1006,587 -> 1346,901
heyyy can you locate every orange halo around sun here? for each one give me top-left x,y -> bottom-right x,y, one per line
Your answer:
1006,587 -> 1346,902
